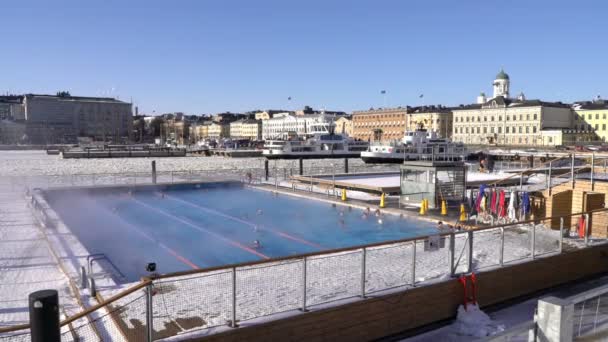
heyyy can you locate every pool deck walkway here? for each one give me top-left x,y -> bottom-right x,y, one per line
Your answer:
0,188 -> 82,328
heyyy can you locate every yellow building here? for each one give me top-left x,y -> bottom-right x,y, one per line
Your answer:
208,122 -> 230,139
351,107 -> 408,141
573,100 -> 608,142
334,116 -> 353,137
189,123 -> 210,143
406,106 -> 453,138
230,119 -> 262,140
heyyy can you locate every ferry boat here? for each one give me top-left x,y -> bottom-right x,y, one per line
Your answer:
360,128 -> 466,164
262,122 -> 368,159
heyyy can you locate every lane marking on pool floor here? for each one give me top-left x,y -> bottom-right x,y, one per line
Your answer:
163,194 -> 325,250
108,209 -> 201,270
131,198 -> 270,260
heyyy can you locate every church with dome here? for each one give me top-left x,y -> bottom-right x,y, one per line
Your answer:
451,69 -> 579,146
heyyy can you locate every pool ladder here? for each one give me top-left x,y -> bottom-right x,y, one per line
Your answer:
86,253 -> 126,282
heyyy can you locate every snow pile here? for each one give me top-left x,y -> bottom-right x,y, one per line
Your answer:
454,304 -> 505,338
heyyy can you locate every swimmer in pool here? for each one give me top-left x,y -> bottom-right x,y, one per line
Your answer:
256,209 -> 263,215
348,206 -> 352,212
399,213 -> 404,219
437,221 -> 444,230
361,212 -> 369,220
374,209 -> 381,217
253,240 -> 261,249
339,211 -> 344,217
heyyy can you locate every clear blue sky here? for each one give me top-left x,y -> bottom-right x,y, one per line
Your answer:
2,0 -> 607,114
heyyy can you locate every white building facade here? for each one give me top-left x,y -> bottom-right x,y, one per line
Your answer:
262,113 -> 334,140
452,70 -> 573,146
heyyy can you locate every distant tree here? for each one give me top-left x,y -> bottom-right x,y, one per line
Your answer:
56,91 -> 71,97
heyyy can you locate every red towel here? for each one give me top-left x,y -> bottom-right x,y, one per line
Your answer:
490,190 -> 498,214
498,190 -> 506,217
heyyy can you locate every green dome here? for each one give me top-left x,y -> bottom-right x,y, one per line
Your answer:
496,69 -> 509,80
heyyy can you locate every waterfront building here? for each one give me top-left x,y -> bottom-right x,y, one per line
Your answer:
351,107 -> 409,141
407,106 -> 453,139
208,122 -> 230,139
261,113 -> 334,140
0,94 -> 133,144
161,118 -> 190,145
452,70 -> 573,146
189,122 -> 211,143
334,116 -> 353,137
573,98 -> 608,142
230,119 -> 262,140
254,110 -> 291,120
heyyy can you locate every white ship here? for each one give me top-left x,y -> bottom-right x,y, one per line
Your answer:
262,121 -> 368,159
360,128 -> 466,164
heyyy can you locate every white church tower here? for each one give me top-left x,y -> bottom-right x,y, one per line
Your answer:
492,69 -> 510,99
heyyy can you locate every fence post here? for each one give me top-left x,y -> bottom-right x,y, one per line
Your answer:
151,160 -> 157,184
301,257 -> 307,311
584,213 -> 590,246
231,267 -> 238,328
29,289 -> 60,342
519,173 -> 523,190
145,282 -> 154,342
548,161 -> 553,195
80,266 -> 87,289
264,160 -> 269,181
411,241 -> 416,286
591,152 -> 595,191
531,224 -> 536,259
559,217 -> 564,253
499,227 -> 505,267
344,158 -> 349,173
467,231 -> 473,273
299,158 -> 304,176
449,233 -> 455,277
361,248 -> 367,298
571,153 -> 575,189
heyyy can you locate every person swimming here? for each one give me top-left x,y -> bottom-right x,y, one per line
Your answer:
374,209 -> 381,217
256,209 -> 263,215
365,207 -> 371,214
437,221 -> 444,230
399,213 -> 404,219
253,240 -> 261,249
361,212 -> 369,220
338,211 -> 344,217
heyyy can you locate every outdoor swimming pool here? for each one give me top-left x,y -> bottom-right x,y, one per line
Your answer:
44,183 -> 438,281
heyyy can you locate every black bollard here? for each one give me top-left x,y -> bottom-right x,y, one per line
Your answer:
528,155 -> 534,169
264,159 -> 269,181
344,158 -> 349,173
29,290 -> 60,342
151,160 -> 157,184
299,158 -> 303,176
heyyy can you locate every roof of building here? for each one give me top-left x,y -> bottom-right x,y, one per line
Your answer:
496,69 -> 509,80
409,105 -> 452,114
232,119 -> 259,124
24,94 -> 129,104
573,100 -> 608,110
0,95 -> 24,104
453,96 -> 570,111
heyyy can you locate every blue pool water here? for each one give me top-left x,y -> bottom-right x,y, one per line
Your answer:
45,183 -> 438,281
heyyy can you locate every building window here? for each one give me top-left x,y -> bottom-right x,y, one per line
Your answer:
466,117 -> 469,122
476,127 -> 480,133
604,113 -> 607,119
491,116 -> 494,121
491,127 -> 495,133
519,127 -> 522,133
506,127 -> 509,133
595,124 -> 599,130
519,137 -> 522,143
548,137 -> 553,143
526,114 -> 530,120
519,114 -> 523,120
498,127 -> 502,133
589,114 -> 592,120
484,116 -> 487,122
483,127 -> 487,133
596,114 -> 600,120
513,115 -> 516,121
533,127 -> 537,133
525,127 -> 529,133
603,124 -> 606,131
466,127 -> 469,134
499,116 -> 502,121
477,116 -> 481,122
506,115 -> 510,121
533,114 -> 537,120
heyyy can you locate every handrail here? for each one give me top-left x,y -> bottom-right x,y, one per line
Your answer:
0,279 -> 151,334
151,207 -> 608,281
